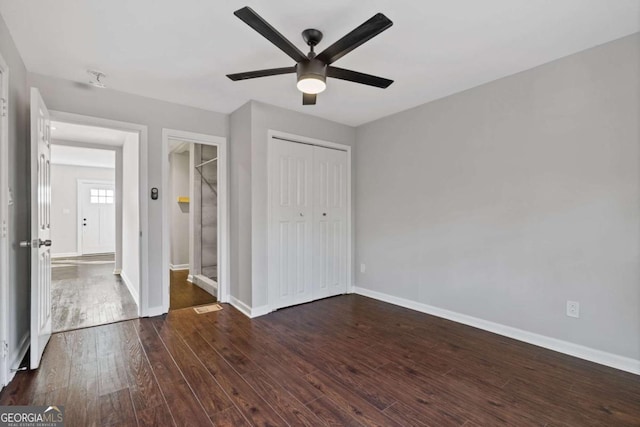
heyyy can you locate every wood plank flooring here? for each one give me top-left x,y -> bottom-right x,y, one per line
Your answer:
170,270 -> 217,311
51,254 -> 138,332
2,295 -> 639,426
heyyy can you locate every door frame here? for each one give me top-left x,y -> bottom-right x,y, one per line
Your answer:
266,130 -> 353,314
76,179 -> 116,255
161,128 -> 229,311
0,50 -> 9,387
49,110 -> 147,317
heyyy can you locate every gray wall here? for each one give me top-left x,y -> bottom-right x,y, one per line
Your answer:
50,164 -> 115,256
250,101 -> 356,308
169,152 -> 189,267
0,13 -> 29,372
355,34 -> 640,360
229,100 -> 357,309
229,102 -> 252,306
27,73 -> 229,311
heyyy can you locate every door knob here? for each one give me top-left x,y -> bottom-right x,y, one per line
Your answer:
19,240 -> 31,248
39,239 -> 52,248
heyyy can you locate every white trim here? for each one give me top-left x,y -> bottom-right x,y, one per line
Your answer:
145,306 -> 165,318
266,130 -> 353,312
76,179 -> 115,255
251,305 -> 271,318
191,274 -> 217,297
113,268 -> 122,275
50,111 -> 147,317
169,263 -> 189,271
187,274 -> 194,283
51,252 -> 81,259
229,296 -> 252,318
354,286 -> 640,375
0,52 -> 9,388
161,129 -> 230,315
120,270 -> 139,306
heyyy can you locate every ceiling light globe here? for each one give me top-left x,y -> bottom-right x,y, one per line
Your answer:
296,77 -> 326,94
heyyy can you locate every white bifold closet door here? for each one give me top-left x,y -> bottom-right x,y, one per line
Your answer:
269,138 -> 348,311
312,145 -> 348,300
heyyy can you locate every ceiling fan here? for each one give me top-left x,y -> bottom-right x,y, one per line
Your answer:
226,7 -> 394,105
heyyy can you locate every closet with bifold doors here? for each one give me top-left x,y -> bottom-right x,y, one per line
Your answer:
268,135 -> 349,311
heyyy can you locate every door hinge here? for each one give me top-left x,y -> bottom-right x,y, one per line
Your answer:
1,340 -> 7,359
0,98 -> 6,117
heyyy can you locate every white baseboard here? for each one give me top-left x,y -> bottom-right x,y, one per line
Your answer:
229,296 -> 271,318
170,263 -> 189,271
251,305 -> 271,318
119,270 -> 139,306
144,306 -> 166,317
229,296 -> 252,317
113,268 -> 122,275
192,275 -> 217,297
51,252 -> 80,259
187,274 -> 194,283
353,286 -> 640,375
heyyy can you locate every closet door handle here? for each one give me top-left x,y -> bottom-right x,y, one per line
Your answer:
322,213 -> 327,216
299,213 -> 304,217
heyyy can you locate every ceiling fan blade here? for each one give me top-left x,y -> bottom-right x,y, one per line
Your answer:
316,13 -> 393,65
302,93 -> 317,105
327,67 -> 393,88
234,7 -> 308,63
227,66 -> 296,81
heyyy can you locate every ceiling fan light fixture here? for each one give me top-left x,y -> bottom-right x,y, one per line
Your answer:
297,75 -> 326,94
296,59 -> 327,94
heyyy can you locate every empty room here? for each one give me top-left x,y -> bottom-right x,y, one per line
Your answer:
0,1 -> 638,426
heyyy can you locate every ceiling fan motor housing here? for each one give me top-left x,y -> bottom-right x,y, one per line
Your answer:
296,59 -> 327,82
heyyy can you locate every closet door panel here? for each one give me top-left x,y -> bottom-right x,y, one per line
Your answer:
313,146 -> 348,299
269,139 -> 314,310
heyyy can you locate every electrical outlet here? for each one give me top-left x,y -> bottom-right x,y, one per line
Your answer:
360,263 -> 366,273
566,301 -> 580,318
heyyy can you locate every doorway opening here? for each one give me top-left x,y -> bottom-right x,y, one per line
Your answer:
167,139 -> 218,310
49,122 -> 140,331
162,129 -> 228,312
0,51 -> 9,387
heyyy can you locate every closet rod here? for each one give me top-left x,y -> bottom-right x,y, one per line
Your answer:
272,136 -> 347,152
195,157 -> 218,168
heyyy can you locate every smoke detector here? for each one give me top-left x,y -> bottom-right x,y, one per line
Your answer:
87,69 -> 106,88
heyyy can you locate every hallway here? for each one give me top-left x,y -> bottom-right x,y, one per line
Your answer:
51,254 -> 138,332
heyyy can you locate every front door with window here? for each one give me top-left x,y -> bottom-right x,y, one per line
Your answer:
79,182 -> 115,255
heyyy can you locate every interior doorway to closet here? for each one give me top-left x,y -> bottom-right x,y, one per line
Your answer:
163,130 -> 228,311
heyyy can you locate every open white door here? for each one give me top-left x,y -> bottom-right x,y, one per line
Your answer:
28,88 -> 52,369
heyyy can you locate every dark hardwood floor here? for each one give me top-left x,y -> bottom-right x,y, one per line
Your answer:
1,295 -> 639,426
52,254 -> 138,332
170,270 -> 217,311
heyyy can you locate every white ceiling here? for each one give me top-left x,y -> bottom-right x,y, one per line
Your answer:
51,121 -> 134,146
1,1 -> 638,126
50,145 -> 115,169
